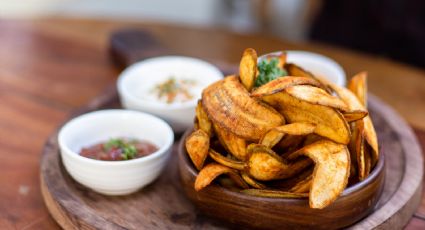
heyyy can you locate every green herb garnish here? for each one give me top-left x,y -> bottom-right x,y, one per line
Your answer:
254,58 -> 287,87
103,138 -> 137,160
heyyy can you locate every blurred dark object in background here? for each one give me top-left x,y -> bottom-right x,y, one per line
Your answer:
310,0 -> 425,69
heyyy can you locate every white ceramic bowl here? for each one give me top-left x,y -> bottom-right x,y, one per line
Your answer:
117,56 -> 224,133
260,51 -> 346,86
58,109 -> 174,195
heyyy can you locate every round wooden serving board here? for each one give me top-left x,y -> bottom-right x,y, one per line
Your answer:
40,87 -> 423,229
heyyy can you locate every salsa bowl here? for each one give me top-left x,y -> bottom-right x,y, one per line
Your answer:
178,129 -> 385,229
58,109 -> 174,195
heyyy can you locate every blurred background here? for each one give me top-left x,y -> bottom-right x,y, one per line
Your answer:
1,0 -> 424,68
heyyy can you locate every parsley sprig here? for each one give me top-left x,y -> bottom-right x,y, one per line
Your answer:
254,58 -> 287,87
103,139 -> 137,160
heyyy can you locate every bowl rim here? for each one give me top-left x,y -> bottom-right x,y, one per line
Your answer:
58,109 -> 174,166
259,50 -> 347,87
179,128 -> 385,200
117,55 -> 224,110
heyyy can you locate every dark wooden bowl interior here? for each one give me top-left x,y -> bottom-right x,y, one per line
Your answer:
178,129 -> 385,229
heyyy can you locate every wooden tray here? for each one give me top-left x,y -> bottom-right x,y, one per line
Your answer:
40,30 -> 423,229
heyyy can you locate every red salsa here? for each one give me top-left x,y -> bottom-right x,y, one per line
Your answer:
80,138 -> 158,161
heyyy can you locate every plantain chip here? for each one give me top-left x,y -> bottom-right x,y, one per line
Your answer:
239,48 -> 258,91
289,140 -> 350,209
196,100 -> 212,136
285,85 -> 348,111
247,144 -> 312,181
289,174 -> 313,193
208,148 -> 246,170
285,63 -> 332,93
327,82 -> 378,166
343,110 -> 368,122
202,76 -> 284,141
241,172 -> 267,189
213,123 -> 247,160
260,91 -> 350,144
348,71 -> 368,107
242,189 -> 308,198
251,76 -> 320,97
354,121 -> 367,181
195,163 -> 248,191
185,129 -> 209,170
260,123 -> 316,148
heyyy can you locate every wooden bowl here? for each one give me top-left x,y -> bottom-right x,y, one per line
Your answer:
178,130 -> 385,229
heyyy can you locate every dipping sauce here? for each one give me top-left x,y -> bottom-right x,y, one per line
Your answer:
80,138 -> 158,161
150,77 -> 198,104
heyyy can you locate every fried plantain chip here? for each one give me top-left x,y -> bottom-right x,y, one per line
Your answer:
285,63 -> 332,93
202,76 -> 284,141
239,48 -> 258,91
195,163 -> 248,191
208,149 -> 246,170
327,82 -> 378,166
242,189 -> 308,198
289,174 -> 313,193
213,123 -> 247,160
196,100 -> 212,136
348,72 -> 368,107
354,121 -> 367,181
285,85 -> 348,111
260,123 -> 316,148
241,172 -> 267,189
251,76 -> 320,97
289,140 -> 350,209
343,110 -> 368,122
260,91 -> 351,144
185,129 -> 210,170
247,144 -> 312,181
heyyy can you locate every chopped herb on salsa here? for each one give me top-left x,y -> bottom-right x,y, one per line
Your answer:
80,138 -> 158,161
254,58 -> 288,87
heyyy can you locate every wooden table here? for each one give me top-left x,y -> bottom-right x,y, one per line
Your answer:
0,18 -> 424,229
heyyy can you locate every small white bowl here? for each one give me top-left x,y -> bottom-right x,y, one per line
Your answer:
260,51 -> 346,86
117,56 -> 224,133
58,109 -> 174,195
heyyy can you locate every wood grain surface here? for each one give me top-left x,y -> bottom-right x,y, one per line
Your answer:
0,18 -> 425,229
40,91 -> 419,229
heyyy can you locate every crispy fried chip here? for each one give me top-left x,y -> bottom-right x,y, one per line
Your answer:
260,123 -> 316,148
260,91 -> 350,144
202,76 -> 284,141
209,149 -> 246,170
196,100 -> 212,136
285,63 -> 332,93
185,129 -> 209,170
247,144 -> 312,181
241,172 -> 267,189
195,163 -> 248,191
327,82 -> 378,166
289,174 -> 313,193
285,85 -> 348,111
213,123 -> 247,160
348,72 -> 368,107
239,48 -> 258,91
343,110 -> 368,122
289,140 -> 350,209
242,189 -> 308,198
251,76 -> 320,97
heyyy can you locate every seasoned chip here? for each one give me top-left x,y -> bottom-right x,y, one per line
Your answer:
348,72 -> 368,107
213,123 -> 247,160
241,172 -> 267,189
251,76 -> 320,97
242,189 -> 308,198
185,129 -> 209,170
247,144 -> 312,181
239,48 -> 258,91
196,100 -> 212,136
202,76 -> 284,141
343,110 -> 368,122
285,85 -> 348,111
208,149 -> 246,170
289,140 -> 350,209
260,91 -> 350,144
195,163 -> 248,191
260,123 -> 316,148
